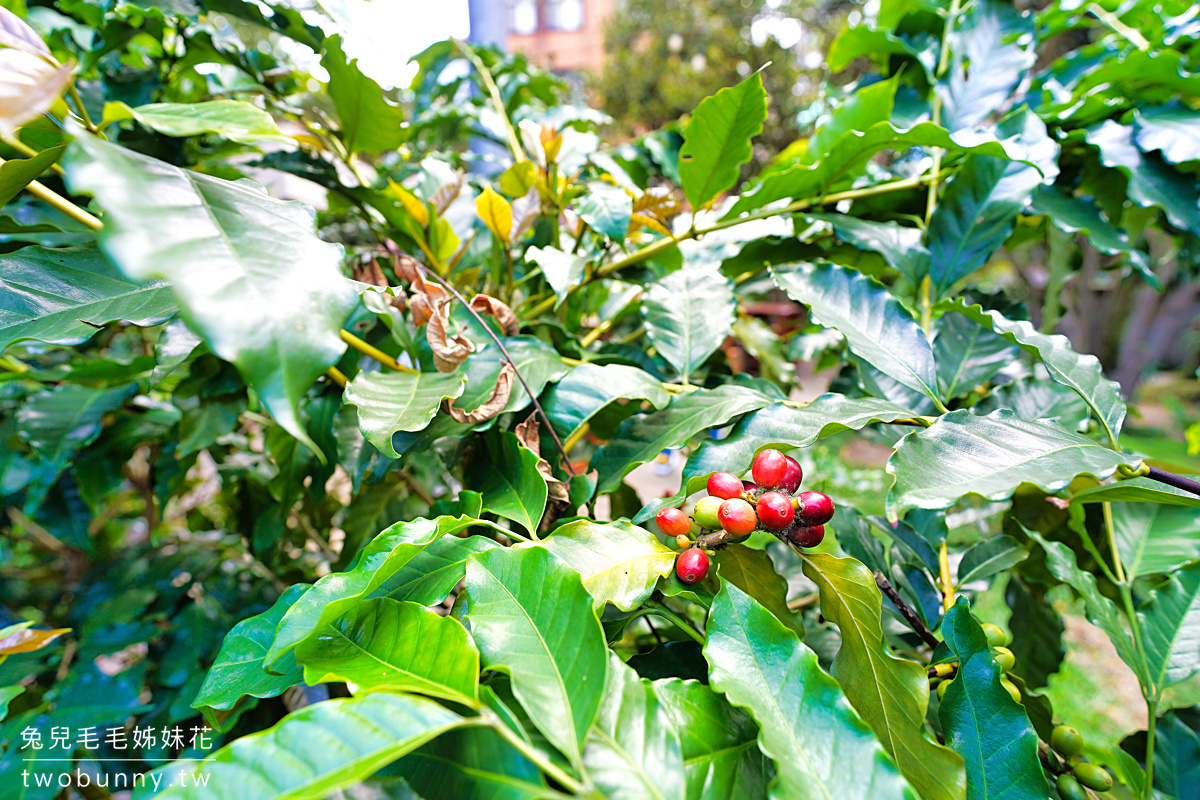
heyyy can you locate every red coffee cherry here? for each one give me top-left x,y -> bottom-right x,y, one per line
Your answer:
778,456 -> 803,493
675,547 -> 709,584
707,471 -> 744,500
785,523 -> 825,548
756,491 -> 795,530
655,507 -> 692,538
751,449 -> 788,488
718,498 -> 758,536
795,490 -> 835,526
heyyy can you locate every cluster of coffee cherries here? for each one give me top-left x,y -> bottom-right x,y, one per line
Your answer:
656,449 -> 836,585
931,624 -> 1021,702
1050,725 -> 1114,798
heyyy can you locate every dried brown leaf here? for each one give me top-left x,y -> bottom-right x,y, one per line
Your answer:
469,293 -> 519,337
509,187 -> 540,245
352,258 -> 388,287
0,625 -> 70,655
430,176 -> 464,216
395,254 -> 446,326
445,361 -> 514,424
633,186 -> 680,219
516,413 -> 569,504
427,297 -> 474,372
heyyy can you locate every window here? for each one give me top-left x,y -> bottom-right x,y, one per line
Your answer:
511,0 -> 537,34
544,0 -> 584,31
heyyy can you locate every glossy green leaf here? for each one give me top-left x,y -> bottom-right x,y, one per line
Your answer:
0,244 -> 176,354
542,362 -> 670,441
938,0 -> 1035,132
932,313 -> 1018,399
526,246 -> 587,308
1140,709 -> 1200,800
1028,188 -> 1150,282
1135,104 -> 1200,164
806,77 -> 898,163
1138,562 -> 1200,691
972,376 -> 1090,432
463,430 -> 547,536
593,384 -> 772,494
655,678 -> 774,800
391,725 -> 550,800
18,382 -> 135,477
582,654 -> 686,800
64,130 -> 356,452
578,182 -> 633,240
715,544 -> 804,638
0,685 -> 21,719
266,515 -> 478,666
937,599 -> 1047,800
529,519 -> 676,611
804,213 -> 928,286
344,370 -> 468,458
469,336 -> 570,415
296,598 -> 478,704
678,73 -> 767,211
642,265 -> 736,379
773,263 -> 941,404
365,534 -> 499,607
956,536 -> 1027,585
1005,578 -> 1064,691
465,546 -> 607,767
103,100 -> 291,144
826,25 -> 927,72
155,693 -> 465,800
802,552 -> 965,800
321,36 -> 404,155
1110,502 -> 1200,578
1086,121 -> 1200,236
886,410 -> 1140,521
704,582 -> 915,800
1072,477 -> 1200,509
0,145 -> 64,207
192,585 -> 308,730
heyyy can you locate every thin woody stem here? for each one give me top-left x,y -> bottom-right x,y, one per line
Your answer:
874,570 -> 941,650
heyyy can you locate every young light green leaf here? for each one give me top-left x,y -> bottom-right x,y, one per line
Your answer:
296,598 -> 479,704
578,182 -> 633,240
1137,562 -> 1200,691
344,370 -> 468,458
643,265 -> 736,379
802,553 -> 966,800
0,144 -> 64,207
525,246 -> 587,309
465,546 -> 607,768
542,362 -> 671,441
0,685 -> 22,719
103,100 -> 292,144
1071,477 -> 1200,509
463,430 -> 547,536
321,35 -> 405,155
715,544 -> 805,638
528,519 -> 676,611
365,534 -> 499,608
886,410 -> 1141,521
678,73 -> 768,211
772,263 -> 941,405
937,599 -> 1047,800
704,582 -> 916,800
64,130 -> 356,453
806,77 -> 898,163
1109,502 -> 1200,578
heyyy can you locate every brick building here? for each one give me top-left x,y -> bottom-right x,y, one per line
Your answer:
506,0 -> 616,72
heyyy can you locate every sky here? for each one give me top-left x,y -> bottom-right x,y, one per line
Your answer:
333,0 -> 472,89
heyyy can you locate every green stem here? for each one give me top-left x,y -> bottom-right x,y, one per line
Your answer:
924,0 -> 962,224
1103,502 -> 1127,584
456,39 -> 527,163
484,714 -> 591,796
918,275 -> 934,335
0,156 -> 103,230
340,329 -> 418,373
643,599 -> 706,645
67,83 -> 98,134
1,135 -> 66,176
1143,697 -> 1158,799
0,355 -> 29,373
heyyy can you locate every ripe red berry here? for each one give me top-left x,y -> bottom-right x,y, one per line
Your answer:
707,471 -> 744,500
756,491 -> 795,530
718,498 -> 758,536
751,449 -> 788,488
786,523 -> 824,548
655,507 -> 692,538
778,456 -> 803,493
675,547 -> 709,584
795,491 -> 835,526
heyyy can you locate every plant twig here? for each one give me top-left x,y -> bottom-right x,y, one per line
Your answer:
643,598 -> 706,645
67,83 -> 98,133
454,39 -> 527,163
324,366 -> 348,387
1145,466 -> 1200,498
340,329 -> 417,373
874,570 -> 941,650
938,541 -> 955,612
2,135 -> 66,176
0,156 -> 103,230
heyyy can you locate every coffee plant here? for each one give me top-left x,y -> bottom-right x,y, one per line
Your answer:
1,1 -> 1198,799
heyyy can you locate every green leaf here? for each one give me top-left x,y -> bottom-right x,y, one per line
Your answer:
526,246 -> 587,309
886,410 -> 1140,521
0,685 -> 21,719
390,725 -> 549,800
956,536 -> 1027,585
655,678 -> 774,800
933,313 -> 1018,400
1135,104 -> 1200,164
465,546 -> 607,768
804,213 -> 929,286
192,584 -> 308,731
463,430 -> 547,537
678,73 -> 768,211
951,296 -> 1127,444
1086,121 -> 1200,236
0,244 -> 176,354
344,370 -> 468,458
807,77 -> 898,163
321,35 -> 405,155
772,263 -> 941,405
1071,477 -> 1200,509
529,519 -> 676,611
938,0 -> 1035,132
1028,188 -> 1150,283
642,265 -> 736,379
103,100 -> 291,144
364,534 -> 499,607
592,385 -> 773,494
155,693 -> 466,800
827,26 -> 927,72
973,376 -> 1090,433
1109,502 -> 1200,578
296,598 -> 478,704
266,515 -> 478,666
18,382 -> 135,480
937,599 -> 1047,800
1005,578 -> 1064,691
64,131 -> 356,453
703,582 -> 916,800
1139,709 -> 1200,800
715,544 -> 805,638
542,362 -> 670,441
577,182 -> 633,240
0,145 -> 64,207
582,654 -> 686,800
801,552 -> 966,800
1138,562 -> 1200,691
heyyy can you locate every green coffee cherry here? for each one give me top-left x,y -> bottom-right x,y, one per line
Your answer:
1073,763 -> 1112,792
981,622 -> 1010,648
1000,677 -> 1021,704
992,646 -> 1016,672
1056,773 -> 1088,800
1051,725 -> 1085,758
937,680 -> 949,700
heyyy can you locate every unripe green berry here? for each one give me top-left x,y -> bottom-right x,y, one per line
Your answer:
1051,725 -> 1084,758
937,680 -> 949,700
1073,763 -> 1113,792
992,646 -> 1016,672
1056,773 -> 1088,800
694,496 -> 723,530
1000,677 -> 1021,704
981,623 -> 1010,648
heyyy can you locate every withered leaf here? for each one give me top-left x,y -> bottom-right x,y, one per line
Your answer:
352,258 -> 388,287
427,296 -> 474,372
395,254 -> 446,326
469,294 -> 520,337
445,361 -> 514,424
430,175 -> 464,216
515,413 -> 569,505
509,187 -> 540,245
